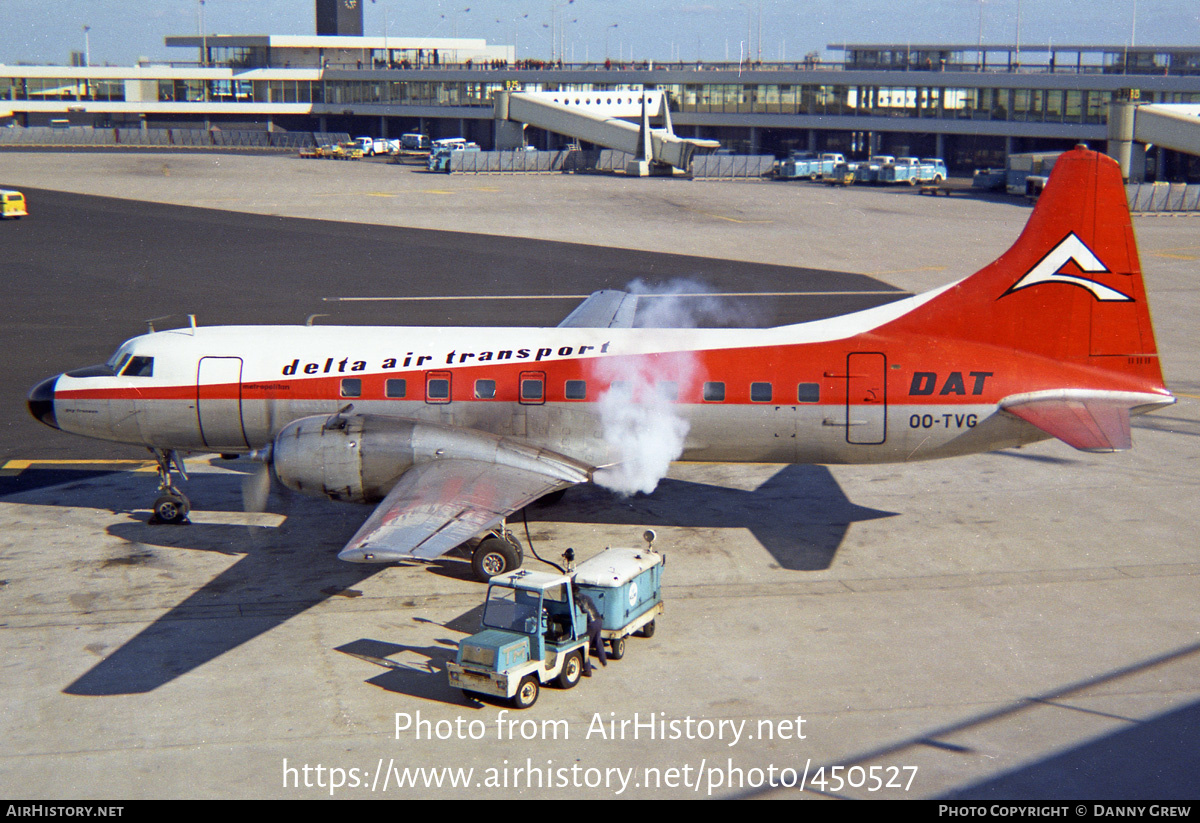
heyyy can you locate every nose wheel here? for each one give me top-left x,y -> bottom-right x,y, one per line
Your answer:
148,448 -> 191,525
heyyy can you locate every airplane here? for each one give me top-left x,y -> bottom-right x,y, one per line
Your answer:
27,145 -> 1174,580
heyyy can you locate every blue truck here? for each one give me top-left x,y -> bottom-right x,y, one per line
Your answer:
777,151 -> 846,180
447,536 -> 664,708
879,156 -> 948,185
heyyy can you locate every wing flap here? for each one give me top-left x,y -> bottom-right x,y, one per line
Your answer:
338,459 -> 574,563
557,289 -> 638,328
1000,390 -> 1173,453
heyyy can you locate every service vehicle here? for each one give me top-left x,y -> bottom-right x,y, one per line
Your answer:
448,535 -> 664,708
427,141 -> 480,172
357,137 -> 400,156
400,133 -> 432,151
0,189 -> 27,219
854,155 -> 896,184
1005,151 -> 1062,195
335,141 -> 365,159
879,156 -> 946,185
777,151 -> 846,180
825,161 -> 856,186
972,167 -> 1007,191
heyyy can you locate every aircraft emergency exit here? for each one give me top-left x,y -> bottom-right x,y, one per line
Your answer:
27,146 -> 1174,579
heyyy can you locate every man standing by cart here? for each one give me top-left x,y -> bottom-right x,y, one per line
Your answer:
573,585 -> 606,676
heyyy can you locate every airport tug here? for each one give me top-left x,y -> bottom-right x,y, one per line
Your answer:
448,532 -> 664,708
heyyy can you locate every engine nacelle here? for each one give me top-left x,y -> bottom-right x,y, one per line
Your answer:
269,413 -> 591,504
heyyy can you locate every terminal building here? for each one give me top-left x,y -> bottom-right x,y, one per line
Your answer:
2,0 -> 1199,179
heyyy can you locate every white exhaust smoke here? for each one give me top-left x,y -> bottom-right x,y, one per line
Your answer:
591,279 -> 754,495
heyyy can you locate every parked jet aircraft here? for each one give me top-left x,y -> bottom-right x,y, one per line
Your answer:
28,146 -> 1173,579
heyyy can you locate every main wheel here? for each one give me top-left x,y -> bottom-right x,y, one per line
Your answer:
608,636 -> 626,660
152,493 -> 190,525
636,619 -> 656,639
556,651 -> 583,689
512,676 -> 540,709
471,535 -> 521,581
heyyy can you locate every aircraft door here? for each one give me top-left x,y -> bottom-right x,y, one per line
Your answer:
845,352 -> 887,445
197,356 -> 249,450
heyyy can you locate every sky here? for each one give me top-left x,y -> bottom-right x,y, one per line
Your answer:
0,0 -> 1196,67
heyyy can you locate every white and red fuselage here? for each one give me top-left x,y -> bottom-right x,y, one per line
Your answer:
27,148 -> 1175,548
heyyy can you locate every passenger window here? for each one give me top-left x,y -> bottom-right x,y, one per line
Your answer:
427,378 -> 450,401
751,382 -> 773,402
797,383 -> 820,403
122,356 -> 154,377
475,379 -> 496,399
385,378 -> 406,398
564,380 -> 587,400
703,381 -> 725,402
340,378 -> 361,398
658,381 -> 679,402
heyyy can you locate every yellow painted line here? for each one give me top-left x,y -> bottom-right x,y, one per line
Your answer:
680,207 -> 771,224
472,186 -> 501,192
422,189 -> 456,195
1151,252 -> 1198,261
1,458 -> 156,477
365,192 -> 398,198
1173,392 -> 1200,400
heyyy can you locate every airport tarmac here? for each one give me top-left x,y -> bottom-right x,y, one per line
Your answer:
0,151 -> 1198,799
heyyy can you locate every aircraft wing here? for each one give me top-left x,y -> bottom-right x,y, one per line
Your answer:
337,458 -> 580,562
557,289 -> 638,328
1000,390 -> 1175,453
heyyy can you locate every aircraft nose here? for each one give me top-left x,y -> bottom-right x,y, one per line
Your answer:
27,375 -> 60,430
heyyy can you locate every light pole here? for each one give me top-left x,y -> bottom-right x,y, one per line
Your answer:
197,0 -> 207,67
82,25 -> 91,67
605,23 -> 618,61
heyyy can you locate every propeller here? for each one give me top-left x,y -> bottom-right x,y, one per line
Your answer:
242,444 -> 274,513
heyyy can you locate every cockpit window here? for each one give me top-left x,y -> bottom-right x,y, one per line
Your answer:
121,356 -> 154,377
105,351 -> 132,375
68,350 -> 134,378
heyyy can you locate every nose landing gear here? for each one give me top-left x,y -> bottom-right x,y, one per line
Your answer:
149,448 -> 191,525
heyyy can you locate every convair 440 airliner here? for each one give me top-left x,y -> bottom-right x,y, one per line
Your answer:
27,146 -> 1173,579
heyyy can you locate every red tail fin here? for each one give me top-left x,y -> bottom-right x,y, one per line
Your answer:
890,146 -> 1162,378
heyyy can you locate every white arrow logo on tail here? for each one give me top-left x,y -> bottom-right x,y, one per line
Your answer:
1005,233 -> 1133,302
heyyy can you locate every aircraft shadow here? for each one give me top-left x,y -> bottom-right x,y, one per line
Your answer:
36,463 -> 889,696
525,464 -> 898,571
65,491 -> 374,696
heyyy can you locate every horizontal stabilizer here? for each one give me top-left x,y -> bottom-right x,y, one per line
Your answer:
1000,390 -> 1173,453
558,289 -> 638,328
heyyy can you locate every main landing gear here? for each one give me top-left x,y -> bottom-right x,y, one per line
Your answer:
470,529 -> 523,581
149,448 -> 191,525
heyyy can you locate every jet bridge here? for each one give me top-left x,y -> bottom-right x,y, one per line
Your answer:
1109,101 -> 1200,181
493,89 -> 719,176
